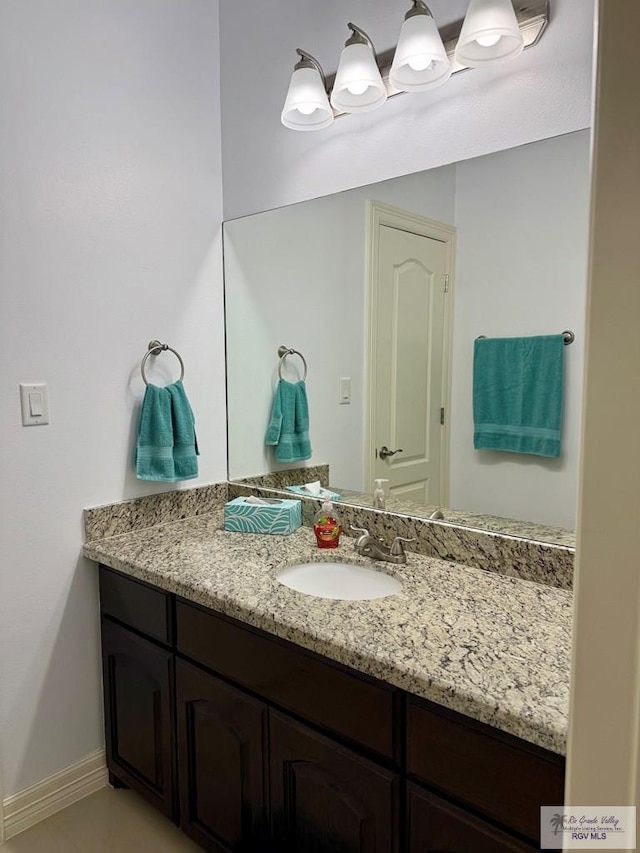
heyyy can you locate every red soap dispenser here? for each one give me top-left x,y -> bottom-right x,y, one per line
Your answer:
313,498 -> 342,549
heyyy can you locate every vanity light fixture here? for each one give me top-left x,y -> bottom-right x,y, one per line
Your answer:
455,0 -> 525,66
390,1 -> 451,92
330,24 -> 387,114
281,49 -> 334,131
280,0 -> 549,131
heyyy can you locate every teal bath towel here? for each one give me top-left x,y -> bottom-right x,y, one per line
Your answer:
473,335 -> 564,458
135,380 -> 199,481
265,380 -> 312,462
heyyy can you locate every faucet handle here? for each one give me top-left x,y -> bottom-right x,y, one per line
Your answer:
350,526 -> 371,548
390,536 -> 415,556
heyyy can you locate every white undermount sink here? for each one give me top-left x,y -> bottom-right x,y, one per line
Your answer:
276,561 -> 402,601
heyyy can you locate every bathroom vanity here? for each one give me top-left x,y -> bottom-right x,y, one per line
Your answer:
86,510 -> 569,852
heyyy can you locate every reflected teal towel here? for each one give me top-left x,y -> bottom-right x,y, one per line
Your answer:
265,380 -> 312,462
136,380 -> 199,481
473,335 -> 564,458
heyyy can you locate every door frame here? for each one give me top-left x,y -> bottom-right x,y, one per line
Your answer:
365,200 -> 456,506
566,0 -> 640,812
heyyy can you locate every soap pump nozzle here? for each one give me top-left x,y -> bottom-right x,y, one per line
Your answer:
373,478 -> 389,510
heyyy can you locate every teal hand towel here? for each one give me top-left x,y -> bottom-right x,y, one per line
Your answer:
166,380 -> 199,480
136,380 -> 199,481
265,380 -> 312,462
473,335 -> 564,458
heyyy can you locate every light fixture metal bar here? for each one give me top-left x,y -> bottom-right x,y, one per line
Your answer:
294,48 -> 328,87
326,0 -> 549,117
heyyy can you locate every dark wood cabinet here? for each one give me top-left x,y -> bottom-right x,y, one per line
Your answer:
406,698 -> 564,845
407,784 -> 537,852
101,617 -> 176,819
97,565 -> 564,853
100,565 -> 173,646
176,658 -> 268,852
270,711 -> 399,853
176,599 -> 399,762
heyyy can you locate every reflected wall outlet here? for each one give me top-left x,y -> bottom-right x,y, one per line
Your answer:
20,383 -> 50,426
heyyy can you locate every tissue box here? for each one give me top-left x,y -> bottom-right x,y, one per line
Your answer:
223,497 -> 302,535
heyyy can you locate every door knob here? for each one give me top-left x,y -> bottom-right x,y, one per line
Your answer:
379,446 -> 403,460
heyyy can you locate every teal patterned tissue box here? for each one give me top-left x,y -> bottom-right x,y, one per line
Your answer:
223,497 -> 302,535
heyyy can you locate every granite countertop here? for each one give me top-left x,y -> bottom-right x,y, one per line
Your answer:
333,488 -> 577,549
84,512 -> 572,756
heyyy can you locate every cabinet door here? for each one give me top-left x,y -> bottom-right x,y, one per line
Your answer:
101,618 -> 176,818
270,711 -> 399,853
176,659 -> 268,851
407,784 -> 539,853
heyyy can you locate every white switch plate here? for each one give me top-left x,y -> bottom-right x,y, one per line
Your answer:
339,377 -> 351,405
20,383 -> 50,426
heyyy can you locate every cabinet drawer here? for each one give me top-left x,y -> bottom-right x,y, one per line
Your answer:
99,565 -> 173,646
176,600 -> 399,761
408,784 -> 539,852
406,698 -> 564,843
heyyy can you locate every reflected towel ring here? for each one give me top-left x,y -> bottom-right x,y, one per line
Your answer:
277,345 -> 308,381
141,340 -> 185,386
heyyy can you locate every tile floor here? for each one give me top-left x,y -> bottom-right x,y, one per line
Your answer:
1,787 -> 201,852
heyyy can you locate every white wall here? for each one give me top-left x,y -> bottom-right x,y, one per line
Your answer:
219,0 -> 594,219
450,130 -> 591,528
225,167 -> 456,488
0,0 -> 225,797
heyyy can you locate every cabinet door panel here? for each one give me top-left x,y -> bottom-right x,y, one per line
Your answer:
270,711 -> 399,853
101,618 -> 175,818
408,785 -> 538,853
177,659 -> 267,851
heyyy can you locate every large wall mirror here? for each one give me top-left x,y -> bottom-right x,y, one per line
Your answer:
224,130 -> 590,543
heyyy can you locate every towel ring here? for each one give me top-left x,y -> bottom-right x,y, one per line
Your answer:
277,345 -> 308,381
141,340 -> 185,386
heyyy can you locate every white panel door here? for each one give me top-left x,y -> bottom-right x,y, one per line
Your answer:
372,225 -> 449,504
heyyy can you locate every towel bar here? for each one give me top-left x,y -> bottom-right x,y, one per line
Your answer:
277,345 -> 308,381
476,330 -> 575,345
141,340 -> 185,385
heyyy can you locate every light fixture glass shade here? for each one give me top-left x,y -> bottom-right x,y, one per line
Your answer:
455,0 -> 524,67
281,66 -> 334,131
330,43 -> 387,113
390,13 -> 451,91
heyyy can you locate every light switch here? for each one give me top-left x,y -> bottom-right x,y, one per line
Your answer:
20,383 -> 50,426
29,392 -> 43,417
339,377 -> 351,405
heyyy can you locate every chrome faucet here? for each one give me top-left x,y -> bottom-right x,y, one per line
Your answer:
351,527 -> 415,565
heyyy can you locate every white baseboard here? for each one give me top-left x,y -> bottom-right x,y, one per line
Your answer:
2,749 -> 108,841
